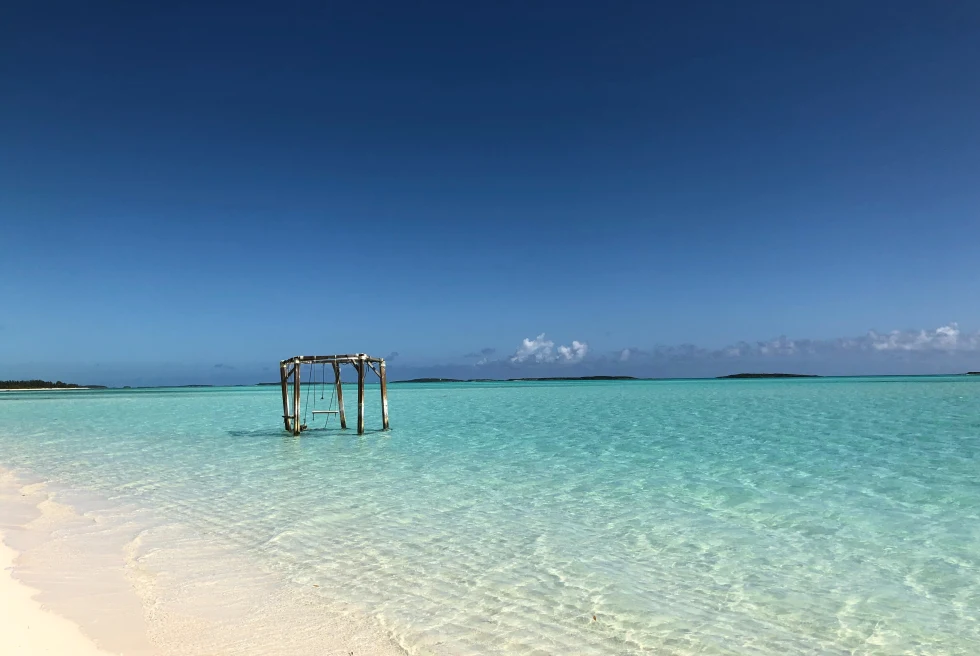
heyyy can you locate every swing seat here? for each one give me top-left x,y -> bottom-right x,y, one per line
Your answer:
311,410 -> 339,415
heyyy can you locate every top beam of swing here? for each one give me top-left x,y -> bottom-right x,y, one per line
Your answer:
278,353 -> 389,436
279,354 -> 385,365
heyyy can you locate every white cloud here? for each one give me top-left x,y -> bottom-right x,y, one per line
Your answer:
867,323 -> 975,352
719,325 -> 978,359
627,324 -> 980,363
557,340 -> 589,363
510,333 -> 589,364
511,333 -> 555,363
756,336 -> 798,356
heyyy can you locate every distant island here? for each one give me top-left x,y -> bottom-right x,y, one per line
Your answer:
968,372 -> 980,376
0,379 -> 107,390
717,373 -> 820,379
396,376 -> 639,383
510,376 -> 638,382
396,378 -> 466,383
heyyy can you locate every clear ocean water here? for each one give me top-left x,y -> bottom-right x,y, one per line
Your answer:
1,377 -> 979,654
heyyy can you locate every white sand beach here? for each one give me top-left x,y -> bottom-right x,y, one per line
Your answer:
0,539 -> 114,656
0,468 -> 405,656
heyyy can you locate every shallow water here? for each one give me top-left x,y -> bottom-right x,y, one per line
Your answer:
1,378 -> 979,654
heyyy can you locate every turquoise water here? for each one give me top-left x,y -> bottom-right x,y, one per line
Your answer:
1,378 -> 979,654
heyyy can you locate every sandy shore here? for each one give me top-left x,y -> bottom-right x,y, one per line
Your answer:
0,470 -> 155,655
0,468 -> 406,656
0,538 -> 115,655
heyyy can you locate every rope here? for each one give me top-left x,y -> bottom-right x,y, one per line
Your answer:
318,365 -> 337,428
323,381 -> 336,428
303,362 -> 313,426
301,362 -> 342,429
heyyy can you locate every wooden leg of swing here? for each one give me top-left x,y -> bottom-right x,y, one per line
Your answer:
293,359 -> 301,436
333,362 -> 347,429
380,359 -> 389,430
357,358 -> 365,435
280,363 -> 291,432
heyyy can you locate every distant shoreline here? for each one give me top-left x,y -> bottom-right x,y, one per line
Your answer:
716,373 -> 821,379
4,373 -> 977,391
0,387 -> 95,392
394,376 -> 640,383
0,379 -> 107,391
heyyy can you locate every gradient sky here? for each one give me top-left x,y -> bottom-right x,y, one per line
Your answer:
2,1 -> 980,384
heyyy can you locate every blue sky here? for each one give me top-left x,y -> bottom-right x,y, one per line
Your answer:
2,1 -> 979,385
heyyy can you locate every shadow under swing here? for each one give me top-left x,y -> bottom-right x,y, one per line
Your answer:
279,354 -> 389,436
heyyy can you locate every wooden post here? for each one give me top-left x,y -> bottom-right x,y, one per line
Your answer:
357,357 -> 365,434
380,359 -> 389,430
280,363 -> 291,432
332,362 -> 347,429
292,359 -> 301,436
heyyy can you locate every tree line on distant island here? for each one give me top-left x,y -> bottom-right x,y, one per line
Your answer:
395,376 -> 640,383
4,373 -> 977,391
396,372 -> 980,383
0,380 -> 107,389
395,374 -> 821,383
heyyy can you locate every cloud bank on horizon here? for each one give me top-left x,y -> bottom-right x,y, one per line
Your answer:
502,324 -> 978,366
9,324 -> 979,387
445,323 -> 980,379
691,322 -> 979,359
509,333 -> 589,364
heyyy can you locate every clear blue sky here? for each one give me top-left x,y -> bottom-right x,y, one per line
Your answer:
2,1 -> 979,384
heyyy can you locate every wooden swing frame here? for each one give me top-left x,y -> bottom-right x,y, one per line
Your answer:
279,354 -> 389,436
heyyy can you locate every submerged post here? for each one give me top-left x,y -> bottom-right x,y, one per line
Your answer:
380,359 -> 389,430
292,359 -> 301,436
280,362 -> 291,432
332,361 -> 347,429
357,356 -> 366,434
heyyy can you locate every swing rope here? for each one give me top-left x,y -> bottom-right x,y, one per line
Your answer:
301,361 -> 341,430
321,365 -> 337,428
303,362 -> 313,426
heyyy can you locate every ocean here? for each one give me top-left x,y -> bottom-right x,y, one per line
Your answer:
1,377 -> 978,654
